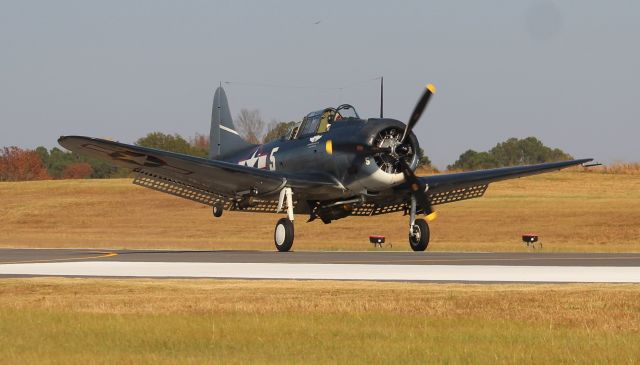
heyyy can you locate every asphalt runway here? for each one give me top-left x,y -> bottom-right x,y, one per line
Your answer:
3,248 -> 640,266
1,248 -> 640,283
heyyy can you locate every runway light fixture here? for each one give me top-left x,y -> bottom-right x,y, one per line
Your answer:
522,234 -> 540,249
369,235 -> 386,248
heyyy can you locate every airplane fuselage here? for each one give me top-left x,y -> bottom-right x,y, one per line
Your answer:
225,118 -> 419,197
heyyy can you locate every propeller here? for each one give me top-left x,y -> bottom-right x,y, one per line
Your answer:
401,84 -> 436,144
327,83 -> 438,220
398,149 -> 437,220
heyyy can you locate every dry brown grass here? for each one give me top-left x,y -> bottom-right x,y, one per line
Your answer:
1,278 -> 638,330
583,162 -> 640,175
0,278 -> 639,364
0,170 -> 639,252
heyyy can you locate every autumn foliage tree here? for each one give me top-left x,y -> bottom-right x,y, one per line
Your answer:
0,146 -> 50,181
36,146 -> 125,179
61,162 -> 93,179
190,133 -> 210,152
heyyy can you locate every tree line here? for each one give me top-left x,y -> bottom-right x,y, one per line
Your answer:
447,137 -> 572,171
0,108 -> 572,181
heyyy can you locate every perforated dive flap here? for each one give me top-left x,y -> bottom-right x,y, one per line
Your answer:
133,170 -> 233,209
428,184 -> 488,205
351,183 -> 489,216
132,170 -> 297,214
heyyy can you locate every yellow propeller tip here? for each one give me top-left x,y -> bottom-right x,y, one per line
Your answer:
426,84 -> 436,94
325,140 -> 333,155
426,211 -> 438,222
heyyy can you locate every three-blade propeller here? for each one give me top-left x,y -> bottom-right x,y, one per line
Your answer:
328,84 -> 437,220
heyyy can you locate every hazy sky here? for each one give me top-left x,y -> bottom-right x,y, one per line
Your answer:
1,0 -> 637,168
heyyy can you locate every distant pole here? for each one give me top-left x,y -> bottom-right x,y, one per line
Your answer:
379,76 -> 384,118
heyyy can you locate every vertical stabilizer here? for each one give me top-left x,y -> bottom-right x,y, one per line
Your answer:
209,86 -> 255,160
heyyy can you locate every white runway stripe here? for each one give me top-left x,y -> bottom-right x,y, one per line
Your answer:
1,261 -> 640,282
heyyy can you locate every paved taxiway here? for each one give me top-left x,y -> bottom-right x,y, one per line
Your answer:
1,249 -> 640,283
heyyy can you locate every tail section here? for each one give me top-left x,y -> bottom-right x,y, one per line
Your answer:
209,86 -> 256,160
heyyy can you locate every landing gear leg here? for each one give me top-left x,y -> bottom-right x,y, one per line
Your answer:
408,195 -> 430,251
274,187 -> 295,252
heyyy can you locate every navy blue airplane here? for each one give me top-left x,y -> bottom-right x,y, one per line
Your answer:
59,84 -> 592,252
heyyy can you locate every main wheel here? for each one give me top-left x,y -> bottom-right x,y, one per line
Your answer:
274,218 -> 294,252
213,205 -> 223,218
409,218 -> 430,251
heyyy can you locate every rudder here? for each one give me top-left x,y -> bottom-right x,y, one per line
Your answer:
209,86 -> 256,160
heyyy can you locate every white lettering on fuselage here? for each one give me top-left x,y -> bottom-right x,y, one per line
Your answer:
269,147 -> 280,170
238,147 -> 279,170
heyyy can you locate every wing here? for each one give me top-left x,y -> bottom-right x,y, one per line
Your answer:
423,158 -> 590,197
419,158 -> 593,205
58,136 -> 341,206
350,158 -> 592,216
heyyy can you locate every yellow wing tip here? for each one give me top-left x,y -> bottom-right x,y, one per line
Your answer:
426,211 -> 438,222
325,140 -> 333,155
426,84 -> 436,94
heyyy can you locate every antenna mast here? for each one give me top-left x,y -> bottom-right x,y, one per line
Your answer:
217,81 -> 222,157
379,76 -> 384,118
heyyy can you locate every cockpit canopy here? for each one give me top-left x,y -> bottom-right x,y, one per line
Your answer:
288,104 -> 360,140
335,104 -> 359,120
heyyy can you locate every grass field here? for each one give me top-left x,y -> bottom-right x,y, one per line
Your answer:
0,278 -> 638,364
0,169 -> 639,252
1,171 -> 639,364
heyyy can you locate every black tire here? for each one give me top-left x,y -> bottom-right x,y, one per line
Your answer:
409,218 -> 430,251
274,218 -> 294,252
213,205 -> 223,218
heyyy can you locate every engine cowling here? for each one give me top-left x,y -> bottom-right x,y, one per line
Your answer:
345,119 -> 419,193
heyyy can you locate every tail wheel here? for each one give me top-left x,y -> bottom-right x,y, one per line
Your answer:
409,218 -> 430,251
213,205 -> 223,218
274,218 -> 294,252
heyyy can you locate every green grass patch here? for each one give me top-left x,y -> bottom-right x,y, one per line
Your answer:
1,278 -> 640,364
1,309 -> 639,364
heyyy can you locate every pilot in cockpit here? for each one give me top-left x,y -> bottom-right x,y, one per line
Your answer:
292,104 -> 359,138
320,104 -> 356,132
317,109 -> 336,134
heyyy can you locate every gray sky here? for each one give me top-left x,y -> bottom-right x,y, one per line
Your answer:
1,0 -> 638,168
